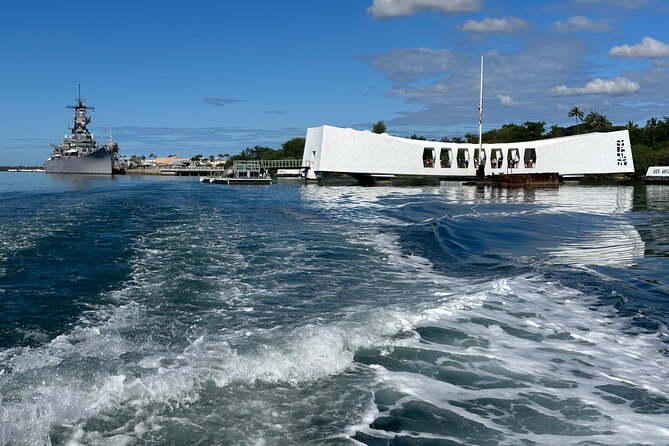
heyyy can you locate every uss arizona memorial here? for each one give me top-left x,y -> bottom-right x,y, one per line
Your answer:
301,125 -> 634,183
300,54 -> 633,183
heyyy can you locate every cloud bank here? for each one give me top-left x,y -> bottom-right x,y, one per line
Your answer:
368,0 -> 481,19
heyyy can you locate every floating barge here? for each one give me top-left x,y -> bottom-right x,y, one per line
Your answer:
468,172 -> 561,187
200,160 -> 272,185
200,177 -> 272,185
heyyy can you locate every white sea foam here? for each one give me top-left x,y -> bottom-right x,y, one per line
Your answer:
353,275 -> 669,445
0,293 -> 424,444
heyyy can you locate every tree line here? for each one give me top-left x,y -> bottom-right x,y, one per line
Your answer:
227,137 -> 306,163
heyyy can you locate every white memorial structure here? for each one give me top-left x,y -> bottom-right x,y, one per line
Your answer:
301,125 -> 634,183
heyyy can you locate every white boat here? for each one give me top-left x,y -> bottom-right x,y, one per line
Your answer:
643,166 -> 669,184
276,168 -> 302,177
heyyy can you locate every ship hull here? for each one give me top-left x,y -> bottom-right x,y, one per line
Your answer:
44,147 -> 113,175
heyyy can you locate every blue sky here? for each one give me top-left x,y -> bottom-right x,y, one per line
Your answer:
1,0 -> 668,165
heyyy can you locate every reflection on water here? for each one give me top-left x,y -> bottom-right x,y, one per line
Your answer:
644,184 -> 669,211
47,173 -> 120,190
546,223 -> 645,267
300,182 -> 647,271
301,182 -> 635,216
634,184 -> 669,258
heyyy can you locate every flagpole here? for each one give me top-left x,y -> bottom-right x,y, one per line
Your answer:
478,53 -> 484,154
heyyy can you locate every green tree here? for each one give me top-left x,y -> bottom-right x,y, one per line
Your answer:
281,137 -> 306,158
549,124 -> 564,138
647,117 -> 659,130
464,133 -> 478,143
524,121 -> 546,140
372,120 -> 387,134
630,144 -> 669,176
568,106 -> 585,132
626,121 -> 643,145
583,111 -> 612,131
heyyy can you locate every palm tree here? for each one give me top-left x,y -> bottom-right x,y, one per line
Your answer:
549,124 -> 561,138
568,106 -> 584,132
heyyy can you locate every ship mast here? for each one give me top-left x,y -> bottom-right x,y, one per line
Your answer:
67,84 -> 95,136
478,53 -> 484,153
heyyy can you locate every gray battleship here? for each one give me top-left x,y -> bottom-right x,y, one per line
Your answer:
45,87 -> 123,174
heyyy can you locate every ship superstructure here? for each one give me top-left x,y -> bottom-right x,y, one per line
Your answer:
45,86 -> 121,174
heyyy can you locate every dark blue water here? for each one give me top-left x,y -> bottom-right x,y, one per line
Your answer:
1,173 -> 668,445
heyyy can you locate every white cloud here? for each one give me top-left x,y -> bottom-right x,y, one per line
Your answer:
551,16 -> 611,32
549,77 -> 640,96
497,95 -> 517,107
368,0 -> 481,19
460,17 -> 528,33
609,37 -> 669,58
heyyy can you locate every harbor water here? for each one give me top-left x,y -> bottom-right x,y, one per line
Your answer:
1,173 -> 668,445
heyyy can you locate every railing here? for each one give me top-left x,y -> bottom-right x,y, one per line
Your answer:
160,159 -> 308,170
160,165 -> 227,171
259,159 -> 309,169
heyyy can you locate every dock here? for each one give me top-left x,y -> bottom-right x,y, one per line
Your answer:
200,177 -> 272,185
200,160 -> 279,186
